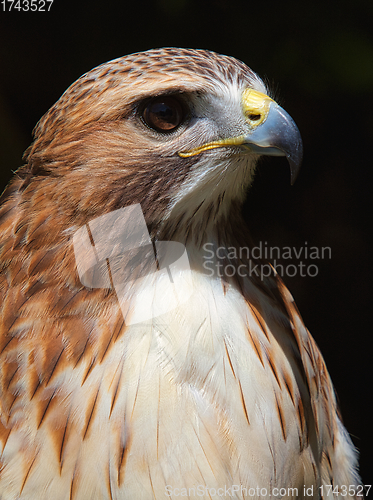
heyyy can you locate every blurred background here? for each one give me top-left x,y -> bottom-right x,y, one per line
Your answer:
0,0 -> 372,485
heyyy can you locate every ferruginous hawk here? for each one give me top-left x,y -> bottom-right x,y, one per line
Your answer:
0,48 -> 361,499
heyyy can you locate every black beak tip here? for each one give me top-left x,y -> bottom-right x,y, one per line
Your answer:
288,142 -> 303,185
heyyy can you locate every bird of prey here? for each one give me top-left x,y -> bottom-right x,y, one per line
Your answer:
0,48 -> 361,499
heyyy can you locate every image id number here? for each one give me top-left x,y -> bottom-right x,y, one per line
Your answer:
1,0 -> 54,11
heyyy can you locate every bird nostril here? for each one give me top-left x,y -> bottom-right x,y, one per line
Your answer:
247,113 -> 261,121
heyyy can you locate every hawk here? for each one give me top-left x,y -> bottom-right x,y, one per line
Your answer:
0,48 -> 361,499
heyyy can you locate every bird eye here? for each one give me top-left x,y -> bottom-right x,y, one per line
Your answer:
142,96 -> 184,133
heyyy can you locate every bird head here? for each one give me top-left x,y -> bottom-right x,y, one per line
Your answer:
24,48 -> 302,242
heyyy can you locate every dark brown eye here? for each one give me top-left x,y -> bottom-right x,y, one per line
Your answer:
142,96 -> 184,132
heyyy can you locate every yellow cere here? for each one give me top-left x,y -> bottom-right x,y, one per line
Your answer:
241,89 -> 274,127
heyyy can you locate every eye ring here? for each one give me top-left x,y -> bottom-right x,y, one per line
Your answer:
142,95 -> 184,133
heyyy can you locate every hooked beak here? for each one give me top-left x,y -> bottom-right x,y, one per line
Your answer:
179,89 -> 303,185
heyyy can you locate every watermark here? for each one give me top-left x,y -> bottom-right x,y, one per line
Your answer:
72,205 -> 332,324
1,0 -> 54,11
165,485 -> 296,498
202,241 -> 331,280
165,484 -> 370,497
73,204 -> 192,325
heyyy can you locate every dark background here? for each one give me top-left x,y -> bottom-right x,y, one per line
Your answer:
0,0 -> 372,485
